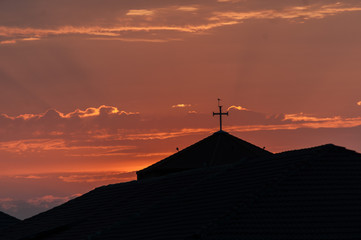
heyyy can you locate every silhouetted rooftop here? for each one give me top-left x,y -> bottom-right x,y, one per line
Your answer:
137,131 -> 272,180
1,144 -> 360,240
0,212 -> 20,232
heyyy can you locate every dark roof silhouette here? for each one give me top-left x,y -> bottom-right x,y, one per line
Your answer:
137,131 -> 272,180
0,212 -> 20,231
1,143 -> 360,240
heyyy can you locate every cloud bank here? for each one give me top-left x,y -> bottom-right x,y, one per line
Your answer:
0,105 -> 360,159
1,1 -> 361,45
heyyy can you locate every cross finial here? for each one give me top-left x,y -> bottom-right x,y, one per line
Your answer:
213,98 -> 228,131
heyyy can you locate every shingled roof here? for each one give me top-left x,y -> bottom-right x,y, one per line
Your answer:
1,144 -> 360,240
137,131 -> 272,180
0,211 -> 20,232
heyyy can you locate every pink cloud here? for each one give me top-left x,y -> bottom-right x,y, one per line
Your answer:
0,198 -> 17,211
27,194 -> 81,208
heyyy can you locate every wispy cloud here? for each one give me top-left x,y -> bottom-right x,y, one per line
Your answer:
27,194 -> 81,208
217,0 -> 243,2
58,172 -> 136,183
283,113 -> 341,122
2,2 -> 359,45
2,105 -> 138,120
0,139 -> 135,155
172,104 -> 192,108
0,198 -> 17,211
89,37 -> 181,43
135,152 -> 174,158
227,105 -> 248,111
15,175 -> 46,179
210,3 -> 361,22
0,39 -> 16,45
0,37 -> 40,45
0,105 -> 360,176
177,6 -> 198,12
125,128 -> 214,140
126,9 -> 154,16
0,21 -> 239,39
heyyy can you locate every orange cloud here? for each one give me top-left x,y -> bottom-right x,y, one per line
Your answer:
1,2 -> 360,46
357,101 -> 361,106
0,22 -> 238,41
0,139 -> 66,153
89,37 -> 180,43
228,116 -> 361,132
0,37 -> 41,45
135,152 -> 174,158
217,0 -> 243,2
283,113 -> 341,122
126,9 -> 154,16
0,105 -> 360,177
0,39 -> 16,45
227,105 -> 248,111
177,6 -> 198,12
58,172 -> 136,183
15,175 -> 46,179
3,105 -> 138,120
0,138 -> 136,155
210,3 -> 361,22
125,128 -> 215,140
172,104 -> 192,108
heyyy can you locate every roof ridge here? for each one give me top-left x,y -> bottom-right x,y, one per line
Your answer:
137,134 -> 213,173
207,132 -> 223,166
190,152 -> 316,239
276,143 -> 347,155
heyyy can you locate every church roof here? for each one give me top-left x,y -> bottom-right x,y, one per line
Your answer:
137,131 -> 272,180
0,212 -> 20,232
196,144 -> 361,239
1,144 -> 360,240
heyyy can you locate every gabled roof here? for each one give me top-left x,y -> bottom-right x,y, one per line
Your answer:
137,131 -> 272,180
0,211 -> 20,231
1,144 -> 360,240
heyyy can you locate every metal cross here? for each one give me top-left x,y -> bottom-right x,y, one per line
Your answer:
213,98 -> 228,131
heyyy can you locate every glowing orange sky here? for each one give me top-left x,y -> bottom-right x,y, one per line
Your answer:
0,0 -> 361,219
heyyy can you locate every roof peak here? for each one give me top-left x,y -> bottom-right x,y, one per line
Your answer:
137,131 -> 272,180
213,130 -> 229,134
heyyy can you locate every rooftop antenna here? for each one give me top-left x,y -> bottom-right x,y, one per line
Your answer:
213,98 -> 228,132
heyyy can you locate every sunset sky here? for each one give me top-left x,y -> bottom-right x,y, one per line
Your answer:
1,0 -> 361,219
